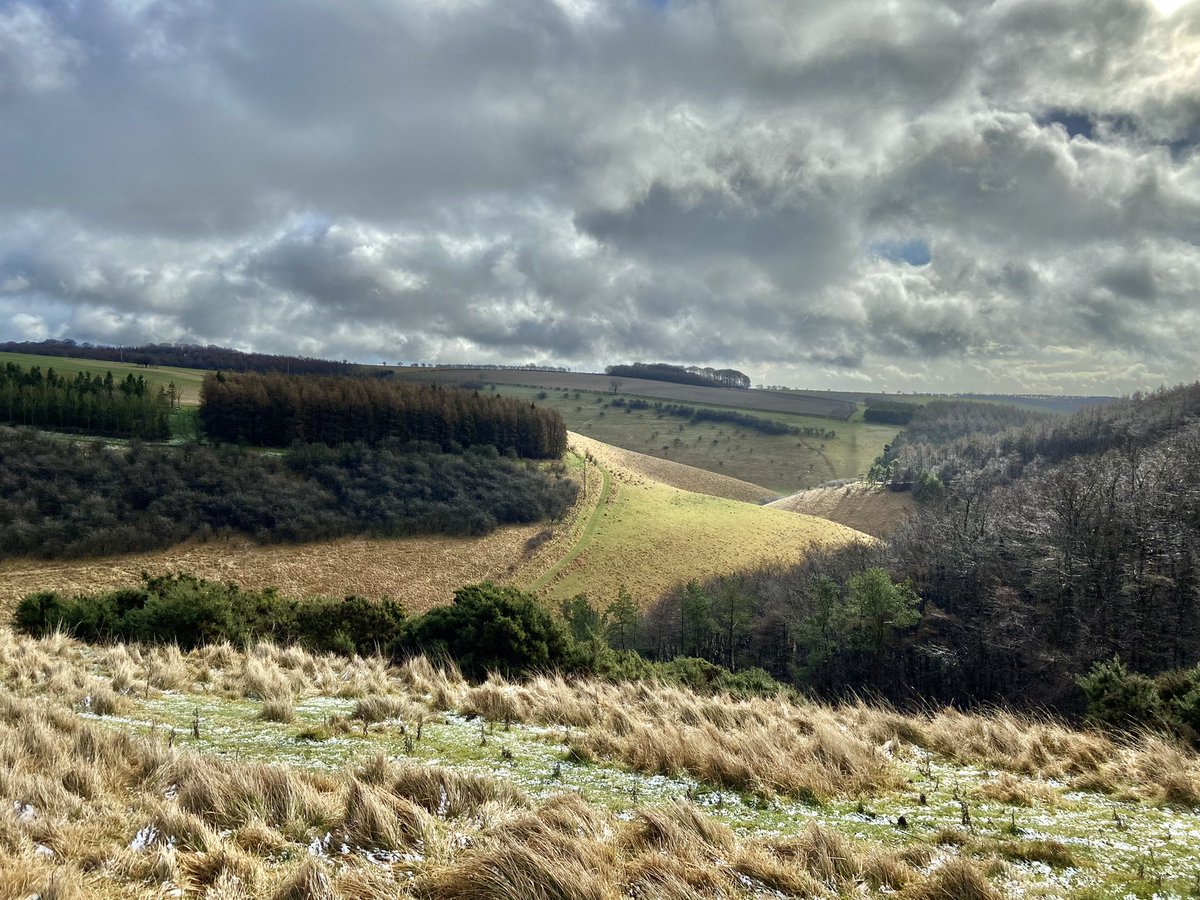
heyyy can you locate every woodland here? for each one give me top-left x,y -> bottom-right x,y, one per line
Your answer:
629,385 -> 1200,736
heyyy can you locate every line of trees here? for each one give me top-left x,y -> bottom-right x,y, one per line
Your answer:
200,372 -> 566,458
862,399 -> 923,425
882,384 -> 1200,488
608,399 -> 834,438
16,575 -> 786,696
605,362 -> 752,390
0,362 -> 172,439
1,339 -> 354,376
0,428 -> 577,559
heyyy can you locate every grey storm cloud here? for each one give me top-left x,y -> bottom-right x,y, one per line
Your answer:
2,0 -> 1200,392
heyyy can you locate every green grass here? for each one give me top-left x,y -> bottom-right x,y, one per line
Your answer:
527,457 -> 611,593
530,448 -> 865,606
0,350 -> 209,405
484,383 -> 897,493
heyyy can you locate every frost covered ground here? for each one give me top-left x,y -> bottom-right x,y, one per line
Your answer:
85,686 -> 1200,899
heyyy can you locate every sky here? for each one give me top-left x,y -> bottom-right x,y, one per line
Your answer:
1,0 -> 1198,394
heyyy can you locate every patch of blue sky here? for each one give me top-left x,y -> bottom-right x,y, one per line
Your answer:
868,237 -> 931,267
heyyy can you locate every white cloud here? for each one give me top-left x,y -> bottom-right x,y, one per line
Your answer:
1,0 -> 1199,393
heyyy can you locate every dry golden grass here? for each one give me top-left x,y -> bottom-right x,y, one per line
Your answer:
0,667 -> 1012,900
6,627 -> 1198,811
568,430 -> 775,502
768,481 -> 916,538
461,674 -> 903,800
9,628 -> 1200,897
0,524 -> 571,621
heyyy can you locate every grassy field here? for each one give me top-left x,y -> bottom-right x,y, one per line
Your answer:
3,630 -> 1198,899
453,382 -> 898,494
0,349 -> 210,405
0,515 -> 574,621
384,366 -> 858,418
534,433 -> 870,607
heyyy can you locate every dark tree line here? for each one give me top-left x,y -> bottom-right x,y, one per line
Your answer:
0,363 -> 172,439
628,383 -> 1200,716
606,362 -> 752,390
889,399 -> 1048,450
862,399 -> 923,425
200,372 -> 567,458
608,399 -> 831,437
1,339 -> 354,376
0,428 -> 577,560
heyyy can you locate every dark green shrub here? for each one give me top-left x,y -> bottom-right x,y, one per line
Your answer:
294,595 -> 406,656
1077,656 -> 1163,729
15,591 -> 73,634
395,582 -> 573,680
125,584 -> 235,649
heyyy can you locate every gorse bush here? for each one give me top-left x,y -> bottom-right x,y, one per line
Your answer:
14,573 -> 406,655
396,583 -> 575,680
1077,656 -> 1200,745
0,429 -> 577,560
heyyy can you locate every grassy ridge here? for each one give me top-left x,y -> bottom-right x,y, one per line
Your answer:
535,434 -> 871,607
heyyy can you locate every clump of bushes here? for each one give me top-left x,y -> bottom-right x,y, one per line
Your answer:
15,575 -> 788,696
1077,656 -> 1200,745
395,583 -> 574,680
14,573 -> 405,656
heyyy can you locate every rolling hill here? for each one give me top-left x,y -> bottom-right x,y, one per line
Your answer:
767,482 -> 915,539
0,434 -> 870,619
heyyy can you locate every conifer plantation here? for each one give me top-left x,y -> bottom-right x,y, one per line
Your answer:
200,372 -> 567,457
0,362 -> 172,439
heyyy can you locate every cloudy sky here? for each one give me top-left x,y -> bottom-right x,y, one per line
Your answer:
2,0 -> 1198,393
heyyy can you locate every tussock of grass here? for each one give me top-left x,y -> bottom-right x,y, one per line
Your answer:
358,755 -> 528,819
271,857 -> 334,900
900,858 -> 1003,900
258,696 -> 296,723
998,838 -> 1076,868
338,779 -> 432,851
6,628 -> 1200,898
352,694 -> 410,724
975,772 -> 1060,808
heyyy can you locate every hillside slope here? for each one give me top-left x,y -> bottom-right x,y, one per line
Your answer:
768,482 -> 915,538
531,434 -> 872,605
0,435 -> 867,618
